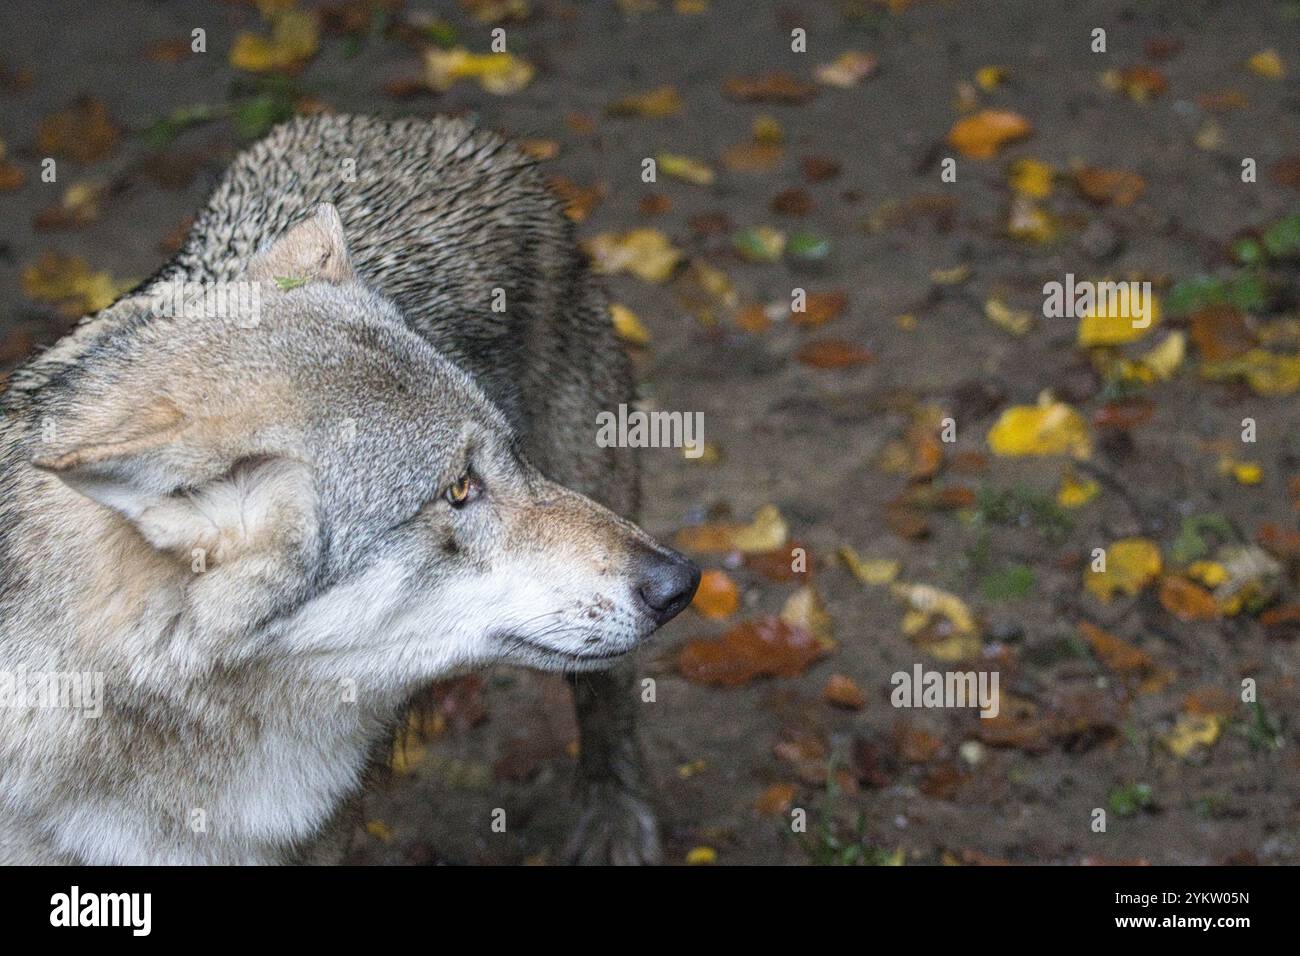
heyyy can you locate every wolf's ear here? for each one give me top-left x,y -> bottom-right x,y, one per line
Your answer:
248,202 -> 355,285
32,399 -> 315,562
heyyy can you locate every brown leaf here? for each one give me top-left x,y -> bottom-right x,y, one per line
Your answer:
1074,166 -> 1146,207
790,291 -> 847,328
36,96 -> 120,163
893,723 -> 942,763
800,156 -> 841,182
1260,604 -> 1300,639
1116,66 -> 1167,99
546,175 -> 605,223
720,141 -> 783,173
754,782 -> 797,816
638,193 -> 672,216
1256,523 -> 1300,561
1190,306 -> 1254,361
796,338 -> 874,369
676,617 -> 826,686
744,541 -> 812,582
771,188 -> 813,215
143,37 -> 191,63
823,673 -> 866,710
1270,155 -> 1300,189
1092,400 -> 1154,431
723,72 -> 818,104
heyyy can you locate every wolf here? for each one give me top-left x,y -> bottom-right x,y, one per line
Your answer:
0,115 -> 699,864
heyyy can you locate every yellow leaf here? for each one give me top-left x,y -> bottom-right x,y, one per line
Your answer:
1219,458 -> 1262,485
1085,538 -> 1163,602
686,846 -> 717,865
840,546 -> 899,585
21,252 -> 134,317
1202,349 -> 1300,396
1006,196 -> 1058,243
1160,713 -> 1223,758
1008,158 -> 1054,199
609,303 -> 650,345
229,9 -> 319,73
891,582 -> 980,660
731,504 -> 788,552
780,585 -> 834,650
657,152 -> 715,185
424,48 -> 534,94
1246,49 -> 1285,80
984,296 -> 1033,335
814,51 -> 878,88
987,394 -> 1092,459
1187,561 -> 1228,588
607,85 -> 683,117
1056,470 -> 1100,508
365,820 -> 394,843
1077,285 -> 1161,346
583,229 -> 682,282
975,65 -> 1010,91
1124,330 -> 1185,382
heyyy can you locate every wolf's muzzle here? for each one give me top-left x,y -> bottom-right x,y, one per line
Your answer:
633,545 -> 701,626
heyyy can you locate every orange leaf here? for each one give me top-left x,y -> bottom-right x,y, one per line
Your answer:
1074,166 -> 1146,207
791,291 -> 847,328
823,673 -> 866,710
1158,577 -> 1219,622
676,617 -> 826,687
754,782 -> 797,816
691,569 -> 739,619
946,110 -> 1032,160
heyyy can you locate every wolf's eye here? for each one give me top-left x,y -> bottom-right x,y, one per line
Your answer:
444,473 -> 479,508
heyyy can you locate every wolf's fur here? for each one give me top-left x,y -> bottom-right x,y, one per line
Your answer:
0,116 -> 691,864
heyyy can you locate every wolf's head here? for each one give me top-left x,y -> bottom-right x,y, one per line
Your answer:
26,204 -> 698,696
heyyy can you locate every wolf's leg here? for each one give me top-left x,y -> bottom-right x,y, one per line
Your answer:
564,657 -> 661,865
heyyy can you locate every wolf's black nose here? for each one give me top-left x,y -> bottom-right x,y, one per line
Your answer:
635,547 -> 701,626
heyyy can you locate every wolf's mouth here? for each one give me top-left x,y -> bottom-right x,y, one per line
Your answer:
498,632 -> 631,664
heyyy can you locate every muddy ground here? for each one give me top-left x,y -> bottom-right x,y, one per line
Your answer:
0,0 -> 1297,865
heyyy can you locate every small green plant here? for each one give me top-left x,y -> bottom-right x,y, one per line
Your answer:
1108,782 -> 1154,818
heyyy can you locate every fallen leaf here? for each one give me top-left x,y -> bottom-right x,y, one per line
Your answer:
754,782 -> 797,816
657,152 -> 715,185
840,546 -> 899,585
1201,349 -> 1300,396
720,141 -> 783,173
780,585 -> 834,649
800,156 -> 841,182
1085,538 -> 1163,602
1079,621 -> 1166,688
732,225 -> 785,261
796,339 -> 874,369
230,8 -> 320,73
1246,49 -> 1285,80
1161,713 -> 1223,758
692,569 -> 739,619
1056,470 -> 1100,508
815,51 -> 878,88
606,85 -> 683,117
724,72 -> 818,103
987,394 -> 1092,458
21,252 -> 133,316
609,303 -> 649,346
1074,166 -> 1146,207
824,674 -> 866,710
35,96 -> 120,163
676,616 -> 826,686
685,846 -> 717,865
946,110 -> 1032,160
547,176 -> 605,222
1008,158 -> 1054,199
424,47 -> 533,94
676,504 -> 788,554
1077,287 -> 1161,346
984,297 -> 1034,335
1159,576 -> 1219,621
790,291 -> 847,328
1106,66 -> 1167,100
583,229 -> 682,282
